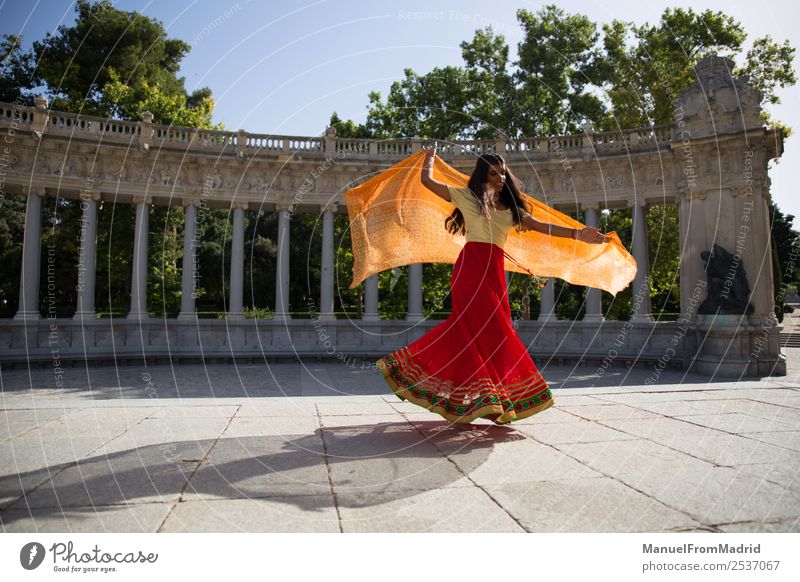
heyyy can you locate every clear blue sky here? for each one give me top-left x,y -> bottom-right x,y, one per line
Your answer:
2,0 -> 799,217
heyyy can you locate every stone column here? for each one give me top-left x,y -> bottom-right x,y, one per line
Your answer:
178,198 -> 200,320
363,274 -> 379,321
677,191 -> 707,326
583,204 -> 605,323
227,202 -> 247,320
128,195 -> 151,320
14,187 -> 45,321
274,203 -> 292,321
406,263 -> 423,321
538,277 -> 556,322
319,203 -> 336,321
629,200 -> 653,323
749,182 -> 780,326
74,193 -> 101,321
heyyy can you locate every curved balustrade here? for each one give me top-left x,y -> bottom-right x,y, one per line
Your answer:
100,120 -> 140,136
375,140 -> 413,157
154,126 -> 195,145
194,129 -> 236,149
0,103 -> 32,125
336,138 -> 370,155
245,133 -> 285,151
46,111 -> 98,135
0,102 -> 674,161
286,136 -> 323,152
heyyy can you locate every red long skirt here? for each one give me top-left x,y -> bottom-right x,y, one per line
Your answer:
377,242 -> 554,424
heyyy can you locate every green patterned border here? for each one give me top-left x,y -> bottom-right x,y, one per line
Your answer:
377,350 -> 554,424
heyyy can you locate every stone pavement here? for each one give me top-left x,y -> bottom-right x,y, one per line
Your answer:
1,353 -> 799,533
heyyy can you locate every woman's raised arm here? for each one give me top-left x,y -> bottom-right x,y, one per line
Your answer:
420,143 -> 451,201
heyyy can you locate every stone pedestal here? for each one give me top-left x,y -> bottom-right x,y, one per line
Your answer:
691,316 -> 786,377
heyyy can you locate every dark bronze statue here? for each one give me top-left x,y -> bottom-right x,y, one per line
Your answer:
698,243 -> 754,315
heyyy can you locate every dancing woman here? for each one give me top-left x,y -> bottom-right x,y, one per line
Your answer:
377,143 -> 608,424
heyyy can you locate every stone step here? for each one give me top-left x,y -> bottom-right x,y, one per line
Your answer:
779,332 -> 800,347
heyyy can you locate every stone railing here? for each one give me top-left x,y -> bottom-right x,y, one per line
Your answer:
0,317 -> 697,374
0,101 -> 671,161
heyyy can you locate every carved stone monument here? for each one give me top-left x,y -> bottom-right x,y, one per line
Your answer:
674,56 -> 785,376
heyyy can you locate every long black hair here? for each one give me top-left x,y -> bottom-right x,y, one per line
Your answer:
445,153 -> 528,236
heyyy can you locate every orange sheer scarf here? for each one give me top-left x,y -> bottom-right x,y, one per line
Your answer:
344,151 -> 637,295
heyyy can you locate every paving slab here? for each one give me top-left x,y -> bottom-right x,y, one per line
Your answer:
1,420 -> 48,442
513,418 -> 638,445
483,478 -> 700,532
602,463 -> 800,525
1,436 -> 109,476
674,412 -> 797,433
236,399 -> 320,417
435,434 -> 605,485
741,430 -> 800,452
317,400 -> 400,416
0,464 -> 74,510
222,415 -> 321,438
506,406 -> 580,424
338,486 -> 525,533
183,436 -> 331,500
158,496 -> 340,533
556,403 -> 660,421
556,439 -> 717,480
735,462 -> 800,492
601,417 -> 800,466
8,441 -> 205,509
323,443 -> 470,497
0,502 -> 173,533
146,405 -> 240,419
716,518 -> 800,533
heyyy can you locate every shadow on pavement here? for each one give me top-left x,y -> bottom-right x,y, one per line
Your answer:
0,421 -> 524,524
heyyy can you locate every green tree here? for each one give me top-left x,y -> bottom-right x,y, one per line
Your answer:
423,263 -> 452,318
514,6 -> 607,136
102,71 -> 217,128
148,206 -> 183,317
646,204 -> 681,319
0,1 -> 223,319
244,211 -> 277,317
0,194 -> 27,316
333,213 -> 361,317
365,66 -> 471,140
460,27 -> 515,138
769,204 -> 800,321
744,36 -> 797,134
31,0 -> 203,117
328,112 -> 371,139
0,35 -> 35,103
95,202 -> 134,317
596,8 -> 795,130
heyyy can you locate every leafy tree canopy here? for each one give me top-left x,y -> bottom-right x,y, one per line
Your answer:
335,5 -> 795,139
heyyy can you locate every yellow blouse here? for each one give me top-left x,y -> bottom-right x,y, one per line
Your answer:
447,186 -> 519,249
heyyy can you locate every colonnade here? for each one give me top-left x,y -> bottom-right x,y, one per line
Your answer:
12,191 -> 653,322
